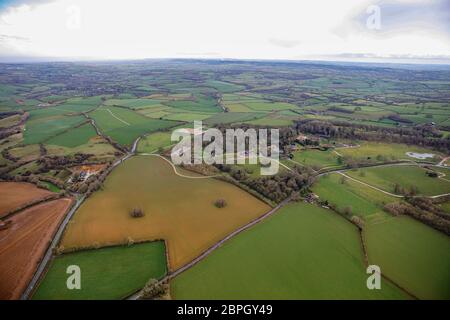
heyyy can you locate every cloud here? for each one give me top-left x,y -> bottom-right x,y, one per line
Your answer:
268,38 -> 301,49
0,0 -> 448,63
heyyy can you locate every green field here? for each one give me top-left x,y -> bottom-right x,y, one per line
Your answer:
337,142 -> 442,163
171,202 -> 407,299
46,123 -> 97,148
0,114 -> 21,128
104,98 -> 162,109
290,149 -> 340,169
166,93 -> 220,113
312,173 -> 396,221
205,80 -> 244,93
204,112 -> 264,125
346,165 -> 450,196
137,131 -> 173,153
243,113 -> 295,126
24,115 -> 85,145
89,106 -> 178,146
162,112 -> 212,122
245,101 -> 295,112
364,216 -> 450,299
33,242 -> 167,300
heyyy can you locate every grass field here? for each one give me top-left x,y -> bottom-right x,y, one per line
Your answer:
291,149 -> 340,169
9,144 -> 41,161
46,123 -> 97,148
312,173 -> 396,221
61,155 -> 270,270
337,142 -> 442,163
171,202 -> 407,299
89,106 -> 178,146
166,93 -> 220,113
24,115 -> 85,145
203,112 -> 264,125
137,131 -> 173,153
364,216 -> 450,299
33,242 -> 167,300
243,113 -> 295,126
162,112 -> 212,122
45,136 -> 118,162
346,165 -> 450,196
0,114 -> 21,128
244,101 -> 296,112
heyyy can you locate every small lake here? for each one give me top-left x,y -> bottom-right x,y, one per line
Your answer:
406,152 -> 435,159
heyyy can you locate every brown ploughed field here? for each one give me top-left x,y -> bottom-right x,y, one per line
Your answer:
0,198 -> 73,299
0,182 -> 55,218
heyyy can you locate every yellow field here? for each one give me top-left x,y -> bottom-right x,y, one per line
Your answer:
61,156 -> 270,270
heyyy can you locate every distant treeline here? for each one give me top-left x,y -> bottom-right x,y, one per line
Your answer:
294,119 -> 450,153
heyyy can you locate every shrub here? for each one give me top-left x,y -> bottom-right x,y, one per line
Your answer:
140,279 -> 165,300
214,199 -> 227,208
130,208 -> 145,218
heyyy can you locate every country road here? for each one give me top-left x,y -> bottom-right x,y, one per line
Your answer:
127,196 -> 292,300
336,172 -> 404,198
317,161 -> 450,199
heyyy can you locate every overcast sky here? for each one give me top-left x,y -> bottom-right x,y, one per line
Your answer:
0,0 -> 449,63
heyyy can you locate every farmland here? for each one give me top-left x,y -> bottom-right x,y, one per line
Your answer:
346,165 -> 450,196
89,106 -> 179,146
290,149 -> 341,170
337,142 -> 442,163
171,203 -> 408,299
137,131 -> 173,153
33,241 -> 167,300
46,123 -> 98,148
364,216 -> 450,300
23,115 -> 85,145
60,156 -> 270,270
0,59 -> 449,301
312,173 -> 396,221
0,198 -> 72,299
0,182 -> 55,218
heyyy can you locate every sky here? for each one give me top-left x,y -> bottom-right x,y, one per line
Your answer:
0,0 -> 449,63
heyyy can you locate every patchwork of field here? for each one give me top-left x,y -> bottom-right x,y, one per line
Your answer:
33,241 -> 167,300
89,106 -> 179,146
8,144 -> 41,162
0,114 -> 21,128
23,114 -> 85,145
312,173 -> 396,221
46,136 -> 118,161
0,182 -> 54,218
337,142 -> 442,163
203,112 -> 264,125
61,156 -> 270,270
46,123 -> 98,148
0,198 -> 73,299
364,216 -> 450,300
171,202 -> 407,299
346,165 -> 450,196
